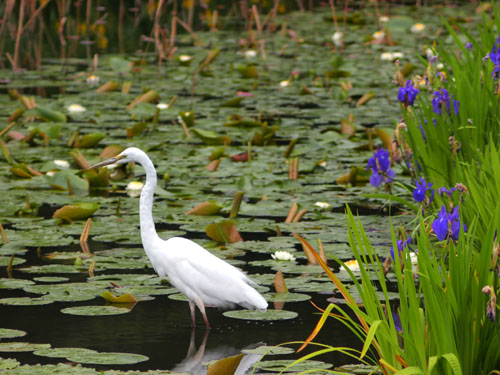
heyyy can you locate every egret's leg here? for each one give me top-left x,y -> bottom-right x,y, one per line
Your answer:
189,300 -> 196,328
194,298 -> 211,330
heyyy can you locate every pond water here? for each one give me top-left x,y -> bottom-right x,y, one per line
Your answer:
0,2 -> 482,374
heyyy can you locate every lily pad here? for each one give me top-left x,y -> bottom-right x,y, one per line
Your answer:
242,345 -> 295,355
0,297 -> 53,306
0,342 -> 51,352
33,276 -> 69,283
0,328 -> 27,339
65,351 -> 149,365
61,305 -> 131,316
223,309 -> 298,321
33,347 -> 98,359
255,359 -> 333,372
263,292 -> 311,302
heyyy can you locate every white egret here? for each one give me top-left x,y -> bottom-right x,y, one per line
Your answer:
90,147 -> 268,328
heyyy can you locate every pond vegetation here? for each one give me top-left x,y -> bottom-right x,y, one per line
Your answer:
0,0 -> 499,374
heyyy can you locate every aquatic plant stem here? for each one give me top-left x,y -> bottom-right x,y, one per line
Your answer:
13,0 -> 25,70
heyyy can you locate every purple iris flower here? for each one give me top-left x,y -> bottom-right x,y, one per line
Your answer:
390,237 -> 412,261
397,80 -> 419,106
392,311 -> 402,332
412,178 -> 434,203
465,43 -> 473,50
437,187 -> 455,197
366,148 -> 395,187
432,88 -> 459,116
431,205 -> 466,241
488,45 -> 500,79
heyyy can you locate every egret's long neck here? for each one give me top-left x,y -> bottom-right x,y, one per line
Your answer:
139,158 -> 160,251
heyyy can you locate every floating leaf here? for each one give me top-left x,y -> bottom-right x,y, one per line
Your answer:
336,166 -> 370,185
65,351 -> 149,365
223,309 -> 298,321
34,105 -> 67,122
242,345 -> 295,355
100,145 -> 125,159
355,92 -> 375,107
61,305 -> 130,316
185,201 -> 223,215
100,291 -> 138,303
0,297 -> 53,306
76,133 -> 106,148
0,328 -> 27,339
264,292 -> 311,302
178,110 -> 195,127
34,347 -> 98,359
207,354 -> 244,375
256,359 -> 332,372
205,220 -> 243,243
33,277 -> 69,283
109,56 -> 132,74
126,122 -> 149,138
191,128 -> 231,145
236,64 -> 259,79
375,128 -> 393,150
95,81 -> 120,93
127,90 -> 159,110
0,357 -> 19,370
220,97 -> 245,107
0,342 -> 51,352
53,203 -> 99,222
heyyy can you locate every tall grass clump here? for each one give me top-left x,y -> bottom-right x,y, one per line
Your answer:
289,7 -> 500,375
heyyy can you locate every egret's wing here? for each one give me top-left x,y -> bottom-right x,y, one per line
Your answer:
163,237 -> 266,309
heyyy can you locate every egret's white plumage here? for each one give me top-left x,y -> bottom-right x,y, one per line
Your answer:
91,147 -> 267,328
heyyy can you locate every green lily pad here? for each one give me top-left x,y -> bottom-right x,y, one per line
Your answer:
0,278 -> 35,289
33,277 -> 69,283
0,257 -> 25,267
242,345 -> 295,355
65,351 -> 149,365
263,292 -> 311,302
0,328 -> 27,339
0,357 -> 20,370
256,359 -> 333,372
61,305 -> 131,316
0,297 -> 53,306
0,342 -> 51,352
33,347 -> 98,359
223,309 -> 298,321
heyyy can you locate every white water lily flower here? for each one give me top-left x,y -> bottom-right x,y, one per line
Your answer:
411,23 -> 425,33
315,202 -> 330,210
54,160 -> 70,169
372,30 -> 385,41
67,104 -> 86,113
156,103 -> 169,110
318,161 -> 327,168
126,181 -> 144,197
86,75 -> 100,85
279,80 -> 290,88
380,52 -> 394,61
331,31 -> 343,47
340,259 -> 360,272
392,52 -> 404,59
179,55 -> 192,62
409,252 -> 418,266
271,251 -> 296,261
244,50 -> 257,58
46,171 -> 55,177
379,16 -> 389,23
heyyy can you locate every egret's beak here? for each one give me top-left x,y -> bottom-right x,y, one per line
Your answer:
87,155 -> 125,170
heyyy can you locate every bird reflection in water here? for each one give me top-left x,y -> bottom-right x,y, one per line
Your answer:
172,329 -> 263,374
